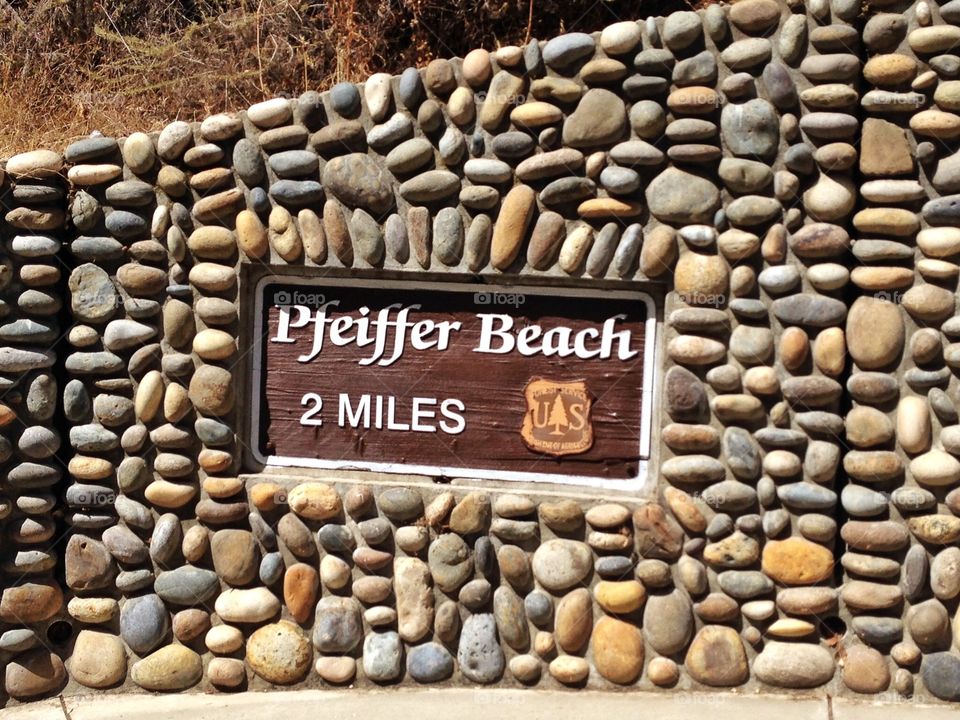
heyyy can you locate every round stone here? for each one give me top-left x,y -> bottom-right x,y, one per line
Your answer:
843,645 -> 890,693
646,168 -> 720,224
5,650 -> 66,698
247,621 -> 311,684
531,539 -> 592,591
685,625 -> 749,687
407,642 -> 454,683
593,616 -> 644,684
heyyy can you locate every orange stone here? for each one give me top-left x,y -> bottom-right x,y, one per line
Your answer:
250,482 -> 283,511
592,616 -> 644,684
284,563 -> 319,624
761,537 -> 834,585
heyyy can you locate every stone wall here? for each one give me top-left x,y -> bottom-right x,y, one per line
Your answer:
2,0 -> 960,704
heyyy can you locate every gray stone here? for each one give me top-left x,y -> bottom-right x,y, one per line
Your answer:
718,570 -> 773,599
317,524 -> 356,553
722,100 -> 779,160
673,50 -> 717,86
543,33 -> 595,68
457,614 -> 504,684
269,150 -> 319,178
922,653 -> 960,701
120,594 -> 169,655
407,642 -> 454,683
270,179 -> 324,206
260,552 -> 284,585
233,139 -> 265,185
772,294 -> 847,327
562,89 -> 627,148
322,153 -> 393,214
398,67 -> 424,110
646,167 -> 720,224
154,566 -> 220,605
643,589 -> 693,654
428,534 -> 473,592
433,207 -> 463,266
663,11 -> 701,50
378,488 -> 423,521
330,82 -> 360,116
363,631 -> 403,682
754,641 -> 835,688
66,136 -> 118,163
195,418 -> 233,446
313,596 -> 363,653
368,113 -> 414,149
69,264 -> 117,323
71,236 -> 124,261
841,485 -> 888,518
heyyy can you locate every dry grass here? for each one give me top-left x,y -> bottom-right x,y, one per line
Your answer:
0,0 -> 693,156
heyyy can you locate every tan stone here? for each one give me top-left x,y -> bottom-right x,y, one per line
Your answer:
549,656 -> 589,684
68,456 -> 113,481
555,588 -> 592,653
315,656 -> 356,683
852,207 -> 919,237
780,326 -> 809,370
491,184 -> 536,270
163,383 -> 191,423
144,479 -> 197,509
251,482 -> 283,511
188,226 -> 235,259
674,252 -> 728,305
846,296 -> 904,369
68,631 -> 126,688
813,327 -> 845,377
593,581 -> 646,614
850,266 -> 915,290
861,118 -> 913,176
193,329 -> 235,360
846,406 -> 894,448
288,482 -> 341,520
898,396 -> 931,454
236,209 -> 268,259
911,109 -> 960,139
640,224 -> 676,277
663,487 -> 707,533
131,646 -> 202,691
864,54 -> 917,86
245,621 -> 311,685
667,86 -> 719,114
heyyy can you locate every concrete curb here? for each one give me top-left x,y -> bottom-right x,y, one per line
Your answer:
0,690 -> 952,720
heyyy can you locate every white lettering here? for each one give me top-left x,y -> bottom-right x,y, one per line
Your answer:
339,393 -> 370,428
277,299 -> 637,363
439,398 -> 466,434
411,397 -> 437,432
474,314 -> 514,354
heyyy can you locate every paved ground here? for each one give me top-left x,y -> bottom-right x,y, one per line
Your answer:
0,689 -> 953,720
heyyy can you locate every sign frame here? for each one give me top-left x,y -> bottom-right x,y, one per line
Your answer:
248,275 -> 659,491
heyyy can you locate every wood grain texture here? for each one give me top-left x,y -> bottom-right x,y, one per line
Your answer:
256,282 -> 648,482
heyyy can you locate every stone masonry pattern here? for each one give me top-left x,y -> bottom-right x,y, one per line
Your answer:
2,0 -> 960,704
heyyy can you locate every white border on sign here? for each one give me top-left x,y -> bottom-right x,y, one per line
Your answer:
250,275 -> 658,492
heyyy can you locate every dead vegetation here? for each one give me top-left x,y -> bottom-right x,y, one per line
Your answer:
0,0 -> 693,155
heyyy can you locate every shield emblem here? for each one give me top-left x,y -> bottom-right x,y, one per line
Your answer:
520,377 -> 594,457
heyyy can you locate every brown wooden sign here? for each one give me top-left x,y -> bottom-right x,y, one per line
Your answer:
251,278 -> 655,488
